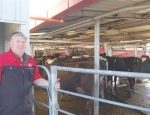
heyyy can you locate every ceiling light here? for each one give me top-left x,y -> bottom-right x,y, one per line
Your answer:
30,32 -> 45,35
67,31 -> 76,35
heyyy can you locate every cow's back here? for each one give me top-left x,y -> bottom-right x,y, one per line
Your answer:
123,57 -> 141,72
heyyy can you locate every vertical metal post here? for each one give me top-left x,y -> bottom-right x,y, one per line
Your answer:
143,47 -> 146,55
108,45 -> 112,56
43,48 -> 47,56
30,43 -> 34,57
94,19 -> 100,115
31,85 -> 35,115
104,43 -> 108,56
50,66 -> 59,115
37,65 -> 52,115
134,44 -> 137,57
48,75 -> 52,115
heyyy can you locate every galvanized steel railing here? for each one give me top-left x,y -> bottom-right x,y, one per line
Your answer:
50,65 -> 150,115
32,65 -> 150,115
32,65 -> 74,115
32,65 -> 51,115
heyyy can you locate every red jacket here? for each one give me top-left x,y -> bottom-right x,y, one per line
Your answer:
0,49 -> 42,115
0,49 -> 41,82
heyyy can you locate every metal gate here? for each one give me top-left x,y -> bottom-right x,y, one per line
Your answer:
32,65 -> 74,115
31,65 -> 51,115
31,65 -> 150,115
50,65 -> 150,115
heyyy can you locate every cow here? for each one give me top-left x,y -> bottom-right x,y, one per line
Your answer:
45,58 -> 57,64
137,55 -> 150,84
123,57 -> 142,94
34,56 -> 43,65
106,56 -> 130,88
139,56 -> 150,73
39,56 -> 107,115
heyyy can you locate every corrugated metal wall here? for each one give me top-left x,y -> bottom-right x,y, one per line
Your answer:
0,0 -> 30,54
0,0 -> 29,24
0,23 -> 4,52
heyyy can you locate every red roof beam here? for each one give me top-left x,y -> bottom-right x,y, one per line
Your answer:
30,16 -> 64,23
30,0 -> 99,32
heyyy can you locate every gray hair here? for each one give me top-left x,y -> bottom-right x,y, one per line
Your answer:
9,32 -> 27,41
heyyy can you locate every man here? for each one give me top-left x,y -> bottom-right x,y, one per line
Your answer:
0,32 -> 60,115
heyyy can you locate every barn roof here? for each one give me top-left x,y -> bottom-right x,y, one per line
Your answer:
30,0 -> 150,48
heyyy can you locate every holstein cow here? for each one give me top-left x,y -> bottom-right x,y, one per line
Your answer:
138,55 -> 150,75
39,56 -> 107,115
106,56 -> 129,88
123,57 -> 142,94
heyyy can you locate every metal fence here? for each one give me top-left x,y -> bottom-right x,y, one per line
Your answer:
50,65 -> 150,115
32,65 -> 74,115
31,65 -> 150,115
32,65 -> 51,115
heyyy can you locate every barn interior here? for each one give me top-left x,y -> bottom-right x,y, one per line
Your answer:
30,0 -> 150,115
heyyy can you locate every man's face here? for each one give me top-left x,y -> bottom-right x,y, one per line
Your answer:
9,36 -> 26,57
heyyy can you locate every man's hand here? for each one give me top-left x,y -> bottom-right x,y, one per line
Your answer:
54,79 -> 60,88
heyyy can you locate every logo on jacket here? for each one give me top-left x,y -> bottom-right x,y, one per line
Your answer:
27,63 -> 32,67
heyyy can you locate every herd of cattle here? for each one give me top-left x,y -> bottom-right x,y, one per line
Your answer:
35,54 -> 150,115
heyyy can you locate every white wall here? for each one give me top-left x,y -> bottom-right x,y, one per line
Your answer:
3,23 -> 20,51
0,23 -> 4,53
0,0 -> 28,24
0,0 -> 30,54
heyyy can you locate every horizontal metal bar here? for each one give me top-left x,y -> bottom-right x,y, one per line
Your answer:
34,100 -> 49,108
56,89 -> 150,113
41,19 -> 93,37
94,5 -> 150,20
31,40 -> 93,44
34,95 -> 74,115
57,108 -> 75,115
53,66 -> 150,78
34,86 -> 75,115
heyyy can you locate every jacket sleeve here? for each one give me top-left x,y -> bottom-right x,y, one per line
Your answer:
0,59 -> 2,82
0,66 -> 2,82
32,58 -> 42,81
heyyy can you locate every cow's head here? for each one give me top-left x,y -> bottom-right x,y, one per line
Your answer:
139,58 -> 150,73
99,56 -> 108,70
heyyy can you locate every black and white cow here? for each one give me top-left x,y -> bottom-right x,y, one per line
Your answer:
138,55 -> 150,83
123,57 -> 142,94
139,55 -> 150,73
106,56 -> 130,87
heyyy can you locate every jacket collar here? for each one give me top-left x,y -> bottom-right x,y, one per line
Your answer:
7,49 -> 30,64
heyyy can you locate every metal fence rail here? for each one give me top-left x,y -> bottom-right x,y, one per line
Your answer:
32,65 -> 73,115
50,65 -> 150,115
32,65 -> 51,115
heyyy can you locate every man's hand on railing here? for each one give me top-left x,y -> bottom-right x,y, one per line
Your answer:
54,79 -> 60,89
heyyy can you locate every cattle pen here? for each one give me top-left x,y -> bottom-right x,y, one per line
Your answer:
30,3 -> 150,115
1,0 -> 150,115
31,65 -> 150,115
